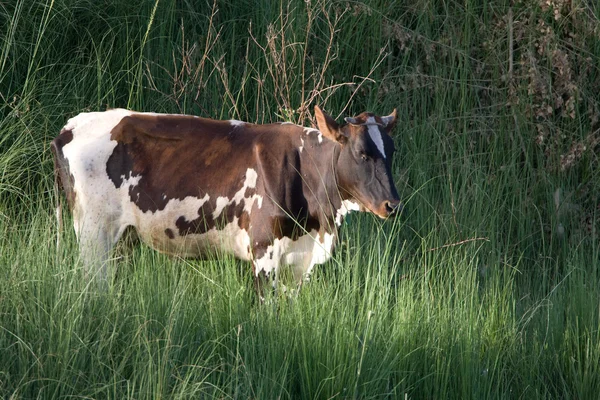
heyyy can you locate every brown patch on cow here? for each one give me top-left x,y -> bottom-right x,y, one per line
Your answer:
319,232 -> 326,243
204,137 -> 232,166
106,113 -> 260,214
238,211 -> 251,230
165,228 -> 175,239
269,213 -> 321,240
55,128 -> 74,146
106,141 -> 135,189
176,210 -> 213,236
51,128 -> 77,209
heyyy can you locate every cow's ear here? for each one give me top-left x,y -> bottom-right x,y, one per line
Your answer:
314,106 -> 347,144
381,109 -> 397,135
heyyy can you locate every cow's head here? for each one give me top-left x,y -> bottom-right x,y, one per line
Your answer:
315,105 -> 401,218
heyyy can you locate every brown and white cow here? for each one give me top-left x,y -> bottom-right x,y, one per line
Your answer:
51,106 -> 400,289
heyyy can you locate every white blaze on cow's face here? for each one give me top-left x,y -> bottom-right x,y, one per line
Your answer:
365,117 -> 386,159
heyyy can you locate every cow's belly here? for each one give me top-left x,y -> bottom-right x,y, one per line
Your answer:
130,198 -> 253,260
137,218 -> 252,260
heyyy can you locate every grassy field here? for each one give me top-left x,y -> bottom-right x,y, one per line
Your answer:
1,0 -> 600,398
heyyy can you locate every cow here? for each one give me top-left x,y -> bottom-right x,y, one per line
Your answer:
51,106 -> 401,293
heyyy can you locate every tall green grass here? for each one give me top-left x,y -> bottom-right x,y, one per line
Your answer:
1,0 -> 599,398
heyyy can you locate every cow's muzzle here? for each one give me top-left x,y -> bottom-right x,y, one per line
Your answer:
374,200 -> 402,218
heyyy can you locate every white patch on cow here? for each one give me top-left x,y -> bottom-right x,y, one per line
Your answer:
299,137 -> 305,153
310,232 -> 335,267
304,127 -> 323,143
213,196 -> 229,218
63,109 -> 134,221
160,194 -> 210,222
64,108 -> 133,134
121,174 -> 141,188
366,117 -> 386,159
131,192 -> 254,261
335,200 -> 361,226
246,194 -> 263,213
212,168 -> 262,219
254,230 -> 336,282
182,216 -> 252,260
122,174 -> 141,189
230,120 -> 245,127
116,184 -> 252,260
244,168 -> 258,188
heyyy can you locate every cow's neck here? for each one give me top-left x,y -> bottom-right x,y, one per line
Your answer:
297,134 -> 345,230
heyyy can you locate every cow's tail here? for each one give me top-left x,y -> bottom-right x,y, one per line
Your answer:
51,127 -> 77,256
51,140 -> 63,252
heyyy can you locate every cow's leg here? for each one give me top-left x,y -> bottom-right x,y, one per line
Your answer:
252,269 -> 268,304
290,256 -> 314,297
252,243 -> 283,303
73,211 -> 123,285
291,230 -> 334,293
252,254 -> 314,302
291,253 -> 315,284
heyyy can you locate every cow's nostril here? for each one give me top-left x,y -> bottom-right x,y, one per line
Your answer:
385,201 -> 400,214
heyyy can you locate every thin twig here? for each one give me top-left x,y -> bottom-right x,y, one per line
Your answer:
428,237 -> 489,252
448,173 -> 460,233
508,7 -> 514,79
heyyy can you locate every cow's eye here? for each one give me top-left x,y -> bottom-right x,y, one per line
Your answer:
360,153 -> 368,161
